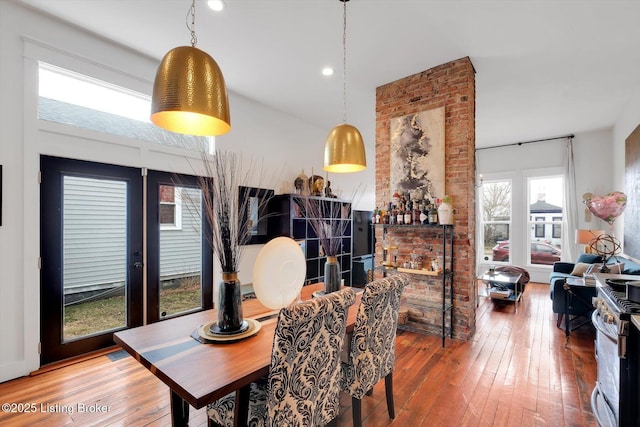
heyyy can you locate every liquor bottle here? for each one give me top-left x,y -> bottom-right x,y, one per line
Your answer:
382,206 -> 390,224
404,200 -> 412,224
396,205 -> 404,224
428,199 -> 439,224
375,208 -> 381,224
389,204 -> 397,225
419,202 -> 427,225
412,199 -> 421,225
423,199 -> 431,224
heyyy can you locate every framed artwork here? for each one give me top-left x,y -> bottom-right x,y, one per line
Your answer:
239,186 -> 274,245
625,124 -> 640,261
390,106 -> 445,199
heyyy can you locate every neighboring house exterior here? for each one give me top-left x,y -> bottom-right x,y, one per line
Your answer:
63,178 -> 202,302
529,199 -> 562,248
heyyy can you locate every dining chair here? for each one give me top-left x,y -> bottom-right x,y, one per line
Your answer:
207,286 -> 356,427
340,273 -> 408,427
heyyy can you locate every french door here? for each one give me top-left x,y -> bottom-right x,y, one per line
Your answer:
146,170 -> 213,323
40,156 -> 212,364
40,156 -> 143,364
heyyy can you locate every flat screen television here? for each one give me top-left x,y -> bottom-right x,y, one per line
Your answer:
352,210 -> 373,257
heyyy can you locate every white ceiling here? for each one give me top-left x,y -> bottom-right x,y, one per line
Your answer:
15,0 -> 640,149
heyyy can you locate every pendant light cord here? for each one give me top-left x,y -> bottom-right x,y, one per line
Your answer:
187,0 -> 198,47
342,0 -> 348,124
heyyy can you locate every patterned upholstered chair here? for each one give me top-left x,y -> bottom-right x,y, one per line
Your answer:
207,287 -> 356,427
340,274 -> 408,427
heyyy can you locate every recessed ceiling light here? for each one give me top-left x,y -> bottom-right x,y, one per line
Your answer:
322,67 -> 334,76
208,0 -> 225,12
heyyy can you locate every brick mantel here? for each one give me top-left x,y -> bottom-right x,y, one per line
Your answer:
375,57 -> 476,340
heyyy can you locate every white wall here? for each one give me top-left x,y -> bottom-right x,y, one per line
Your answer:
0,1 -> 374,381
476,128 -> 613,282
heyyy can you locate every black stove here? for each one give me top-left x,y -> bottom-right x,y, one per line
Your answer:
601,285 -> 640,316
592,278 -> 640,426
600,279 -> 640,317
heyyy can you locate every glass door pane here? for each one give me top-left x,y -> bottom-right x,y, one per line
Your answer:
63,176 -> 128,340
158,185 -> 203,318
146,171 -> 213,323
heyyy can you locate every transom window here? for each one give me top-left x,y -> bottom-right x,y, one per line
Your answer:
37,62 -> 213,153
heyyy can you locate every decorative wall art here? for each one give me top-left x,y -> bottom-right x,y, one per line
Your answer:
390,106 -> 445,199
239,186 -> 274,245
625,124 -> 640,260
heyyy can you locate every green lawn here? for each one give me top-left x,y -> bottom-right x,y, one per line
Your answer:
64,279 -> 201,339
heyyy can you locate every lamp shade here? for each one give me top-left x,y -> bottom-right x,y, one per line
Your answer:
151,46 -> 230,136
323,123 -> 367,173
575,229 -> 604,244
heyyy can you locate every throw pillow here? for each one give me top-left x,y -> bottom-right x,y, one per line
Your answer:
570,262 -> 592,276
576,253 -> 604,264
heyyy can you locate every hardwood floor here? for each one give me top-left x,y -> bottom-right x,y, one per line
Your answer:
0,282 -> 597,426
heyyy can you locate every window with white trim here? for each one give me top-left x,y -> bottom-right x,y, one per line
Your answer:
527,175 -> 563,265
481,180 -> 512,263
37,62 -> 213,153
159,185 -> 182,230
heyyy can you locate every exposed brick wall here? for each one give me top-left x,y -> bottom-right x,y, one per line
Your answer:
375,57 -> 476,341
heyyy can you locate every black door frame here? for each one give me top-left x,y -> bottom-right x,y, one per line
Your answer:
146,170 -> 213,323
40,155 -> 143,364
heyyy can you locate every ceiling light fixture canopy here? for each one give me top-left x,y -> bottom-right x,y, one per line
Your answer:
323,0 -> 366,173
151,0 -> 230,136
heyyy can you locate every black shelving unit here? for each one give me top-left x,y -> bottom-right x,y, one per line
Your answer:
374,223 -> 454,347
268,194 -> 352,286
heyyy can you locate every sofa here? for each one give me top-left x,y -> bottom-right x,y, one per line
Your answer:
549,253 -> 640,328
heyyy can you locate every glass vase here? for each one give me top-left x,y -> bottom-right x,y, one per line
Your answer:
214,272 -> 244,333
324,256 -> 341,294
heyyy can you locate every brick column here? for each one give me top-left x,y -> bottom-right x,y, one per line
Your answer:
375,57 -> 476,340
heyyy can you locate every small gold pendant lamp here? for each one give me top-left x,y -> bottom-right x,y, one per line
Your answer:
323,0 -> 366,173
324,123 -> 366,173
151,0 -> 230,136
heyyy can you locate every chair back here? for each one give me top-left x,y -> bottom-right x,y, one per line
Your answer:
267,287 -> 356,426
341,274 -> 408,399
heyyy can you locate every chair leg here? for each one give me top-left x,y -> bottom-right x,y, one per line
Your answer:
385,372 -> 395,419
365,388 -> 373,397
352,396 -> 363,427
556,313 -> 564,328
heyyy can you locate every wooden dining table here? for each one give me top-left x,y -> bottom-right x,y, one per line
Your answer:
113,283 -> 361,427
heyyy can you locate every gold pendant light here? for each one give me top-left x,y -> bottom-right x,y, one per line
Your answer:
323,0 -> 366,173
151,0 -> 230,136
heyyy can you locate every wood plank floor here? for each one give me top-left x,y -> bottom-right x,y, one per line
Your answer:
0,282 -> 597,426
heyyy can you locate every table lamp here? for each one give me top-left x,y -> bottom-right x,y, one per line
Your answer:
575,229 -> 605,253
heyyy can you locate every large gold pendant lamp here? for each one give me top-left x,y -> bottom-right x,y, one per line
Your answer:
151,0 -> 230,136
323,0 -> 366,173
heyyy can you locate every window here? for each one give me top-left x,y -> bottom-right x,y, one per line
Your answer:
552,216 -> 562,239
37,62 -> 212,153
528,175 -> 563,265
159,185 -> 182,230
480,180 -> 512,263
534,217 -> 545,238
